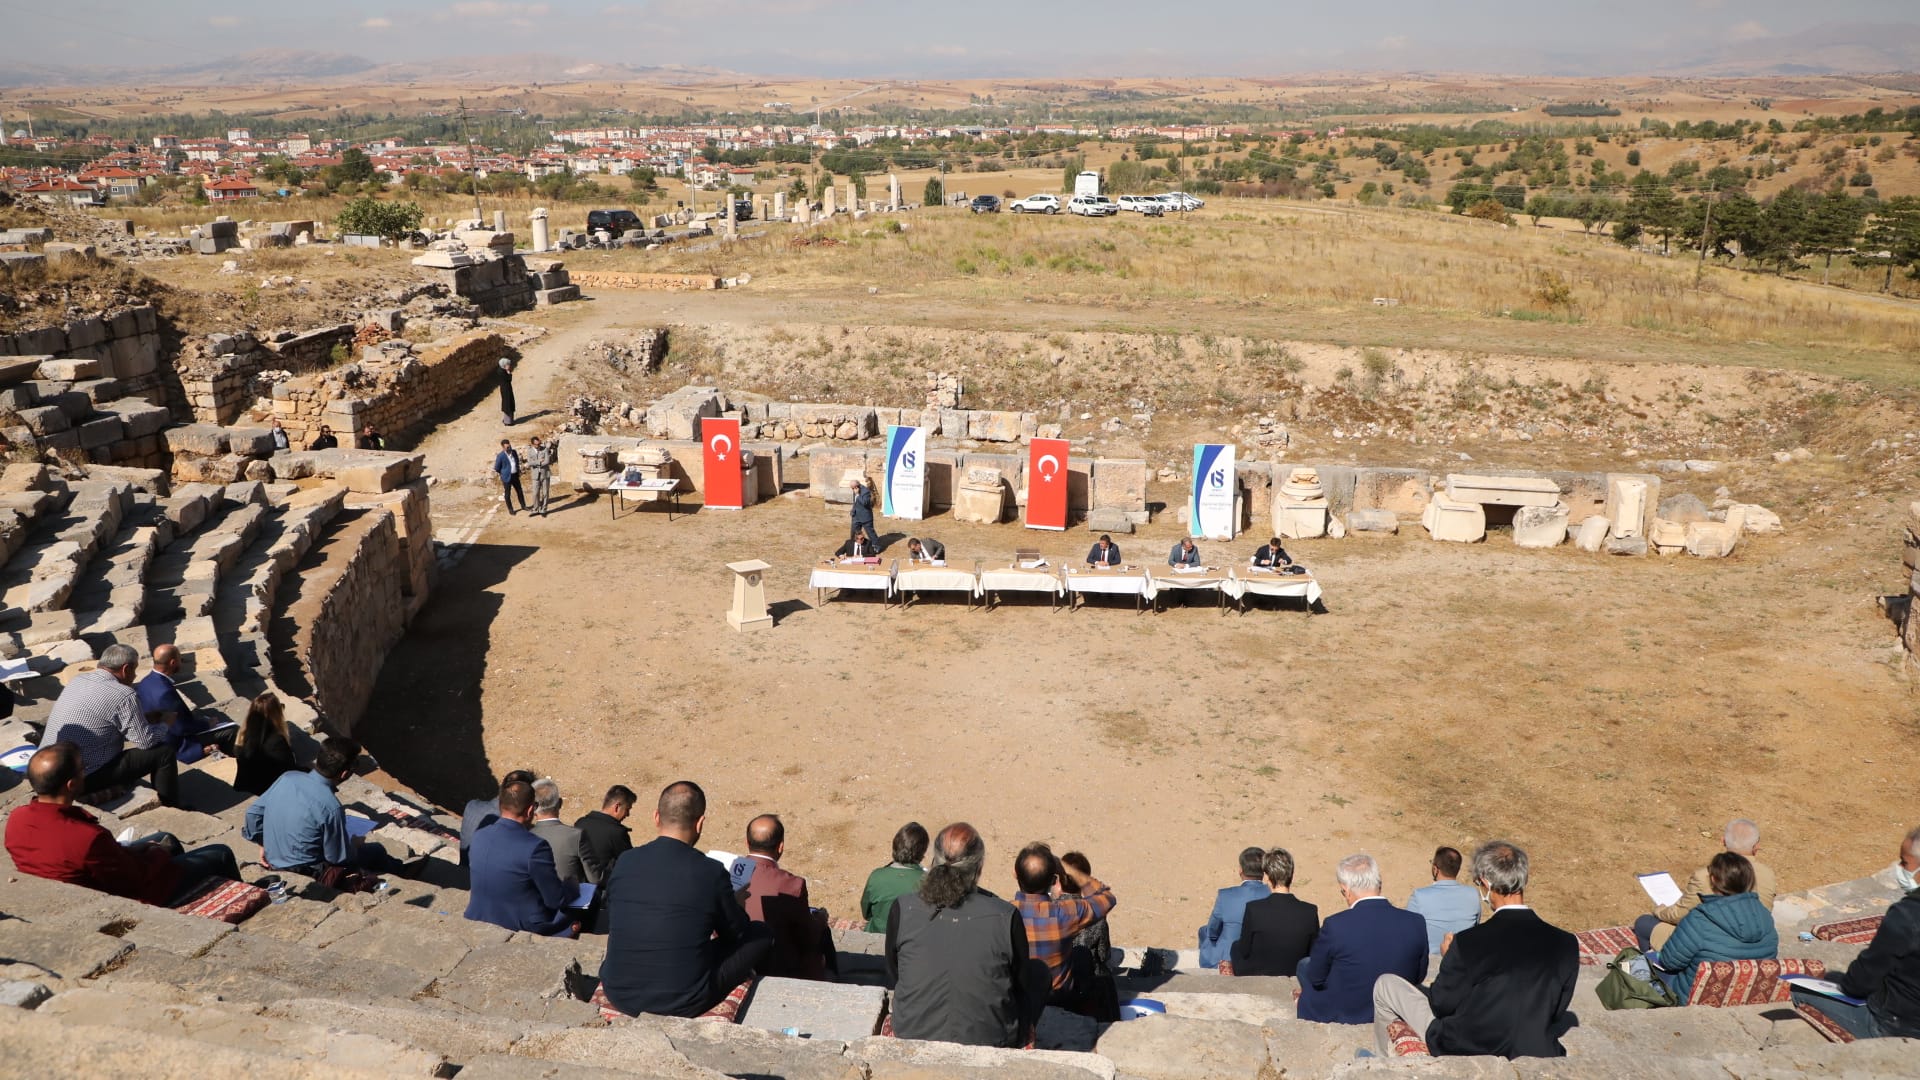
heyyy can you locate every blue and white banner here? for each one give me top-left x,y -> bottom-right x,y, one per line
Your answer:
1191,443 -> 1237,540
883,425 -> 927,520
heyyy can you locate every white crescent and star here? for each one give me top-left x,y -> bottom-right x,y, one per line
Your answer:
710,433 -> 733,460
1037,454 -> 1061,479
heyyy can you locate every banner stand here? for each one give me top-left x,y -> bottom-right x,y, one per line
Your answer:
1026,438 -> 1070,531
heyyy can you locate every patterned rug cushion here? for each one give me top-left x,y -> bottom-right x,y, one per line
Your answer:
591,980 -> 753,1024
1811,916 -> 1884,945
378,806 -> 460,841
1217,960 -> 1234,976
172,878 -> 271,924
1385,1018 -> 1430,1057
828,916 -> 865,932
1685,958 -> 1827,1007
1575,926 -> 1640,966
1794,1001 -> 1858,1044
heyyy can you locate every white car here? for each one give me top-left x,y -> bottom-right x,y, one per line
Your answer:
1008,193 -> 1061,214
1068,194 -> 1119,217
1160,191 -> 1204,211
1116,195 -> 1167,213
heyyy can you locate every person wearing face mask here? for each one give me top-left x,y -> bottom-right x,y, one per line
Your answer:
1890,826 -> 1920,895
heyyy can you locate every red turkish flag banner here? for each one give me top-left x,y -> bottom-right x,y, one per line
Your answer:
1025,437 -> 1069,531
702,417 -> 743,510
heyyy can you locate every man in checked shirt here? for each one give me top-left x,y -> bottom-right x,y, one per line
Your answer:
1012,841 -> 1119,1015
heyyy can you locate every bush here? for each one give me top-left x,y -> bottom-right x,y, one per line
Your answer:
1464,199 -> 1513,225
1626,149 -> 1641,167
335,196 -> 424,240
923,176 -> 944,206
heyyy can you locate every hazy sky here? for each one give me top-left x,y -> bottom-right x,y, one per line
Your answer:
5,0 -> 1917,76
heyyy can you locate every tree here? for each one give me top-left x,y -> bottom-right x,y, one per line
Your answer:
923,176 -> 943,206
1464,198 -> 1512,225
628,167 -> 658,192
1060,154 -> 1085,194
335,196 -> 423,240
1804,190 -> 1869,283
1855,196 -> 1920,291
1625,148 -> 1641,167
336,147 -> 376,184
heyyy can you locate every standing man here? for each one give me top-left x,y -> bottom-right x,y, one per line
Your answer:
573,784 -> 636,886
1296,853 -> 1430,1025
493,439 -> 527,514
1372,840 -> 1579,1058
39,644 -> 177,807
466,778 -> 574,935
848,478 -> 879,550
1085,534 -> 1122,567
498,354 -> 518,426
1407,846 -> 1482,958
1198,846 -> 1271,969
740,814 -> 835,980
529,778 -> 589,890
526,435 -> 556,517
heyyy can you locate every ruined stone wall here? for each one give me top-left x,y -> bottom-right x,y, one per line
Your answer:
176,326 -> 356,425
568,270 -> 720,291
271,331 -> 513,443
0,304 -> 165,398
294,507 -> 407,739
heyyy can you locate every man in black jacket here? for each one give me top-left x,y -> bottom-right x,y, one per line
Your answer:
1790,886 -> 1920,1039
596,780 -> 771,1017
572,784 -> 635,885
1231,848 -> 1319,976
1371,840 -> 1578,1058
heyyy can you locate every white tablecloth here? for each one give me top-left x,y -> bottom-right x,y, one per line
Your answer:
979,568 -> 1064,596
1148,570 -> 1231,602
1063,569 -> 1152,598
809,567 -> 895,594
1228,569 -> 1323,605
896,567 -> 981,597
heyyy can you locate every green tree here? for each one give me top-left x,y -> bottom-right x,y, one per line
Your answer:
336,147 -> 376,183
1854,196 -> 1920,291
1804,190 -> 1869,283
1060,154 -> 1085,193
923,175 -> 944,206
1625,148 -> 1641,167
335,195 -> 423,240
628,167 -> 658,192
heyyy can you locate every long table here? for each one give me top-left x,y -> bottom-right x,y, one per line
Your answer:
808,561 -> 895,607
1062,566 -> 1152,612
1149,567 -> 1234,614
895,564 -> 982,609
979,565 -> 1065,611
1226,567 -> 1323,614
607,477 -> 683,520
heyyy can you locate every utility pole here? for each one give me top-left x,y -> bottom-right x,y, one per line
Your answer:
459,97 -> 482,227
1695,181 -> 1716,284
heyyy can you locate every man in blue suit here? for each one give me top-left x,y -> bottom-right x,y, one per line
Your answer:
466,778 -> 574,936
1296,853 -> 1429,1024
1198,847 -> 1271,969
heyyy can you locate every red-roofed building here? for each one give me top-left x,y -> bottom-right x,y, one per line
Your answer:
203,176 -> 258,202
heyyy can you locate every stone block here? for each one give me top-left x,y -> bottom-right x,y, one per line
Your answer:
1605,474 -> 1658,540
335,454 -> 417,494
35,357 -> 100,381
1726,503 -> 1783,535
17,405 -> 69,435
107,332 -> 160,378
1658,492 -> 1710,524
104,398 -> 173,438
1606,535 -> 1649,556
0,355 -> 45,385
226,427 -> 277,457
1086,507 -> 1135,534
1421,493 -> 1487,543
535,285 -> 581,305
1512,501 -> 1570,549
952,478 -> 1010,524
71,378 -> 124,406
75,416 -> 125,450
1351,467 -> 1430,516
1650,518 -> 1687,552
0,920 -> 133,980
165,423 -> 230,457
968,410 -> 1024,442
1092,459 -> 1148,513
1095,1015 -> 1270,1080
1574,515 -> 1610,552
854,1036 -> 1115,1079
1272,501 -> 1328,540
809,448 -> 873,499
738,977 -> 886,1043
1347,508 -> 1399,535
1684,520 -> 1740,558
42,389 -> 94,421
1445,473 -> 1561,507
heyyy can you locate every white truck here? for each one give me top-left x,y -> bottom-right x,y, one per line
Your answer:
1074,171 -> 1102,199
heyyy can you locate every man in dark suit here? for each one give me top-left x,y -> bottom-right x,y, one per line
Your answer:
1251,537 -> 1293,568
1232,848 -> 1319,976
459,768 -> 535,866
465,779 -> 574,936
906,538 -> 945,563
1296,853 -> 1429,1024
835,529 -> 881,559
597,781 -> 773,1017
1372,840 -> 1578,1058
1086,534 -> 1122,567
573,784 -> 635,885
741,813 -> 836,980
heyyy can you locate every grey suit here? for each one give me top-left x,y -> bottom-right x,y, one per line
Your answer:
530,817 -> 589,888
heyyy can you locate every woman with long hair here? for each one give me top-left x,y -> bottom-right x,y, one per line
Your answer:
233,691 -> 297,796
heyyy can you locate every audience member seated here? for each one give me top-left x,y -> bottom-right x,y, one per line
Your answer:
137,644 -> 230,764
1059,850 -> 1121,1021
1649,852 -> 1779,1001
1198,846 -> 1271,969
232,692 -> 297,797
1890,825 -> 1920,895
886,822 -> 1040,1047
37,644 -> 179,807
1636,817 -> 1776,952
1407,846 -> 1481,957
1372,840 -> 1578,1058
1085,534 -> 1122,567
597,781 -> 773,1017
466,779 -> 574,935
460,768 -> 536,865
741,813 -> 836,980
862,821 -> 929,932
1251,536 -> 1293,568
529,778 -> 588,888
1232,847 -> 1319,977
1296,853 -> 1429,1024
573,784 -> 636,886
1790,875 -> 1920,1039
1012,841 -> 1118,1014
243,737 -> 397,885
4,743 -> 240,906
905,538 -> 946,563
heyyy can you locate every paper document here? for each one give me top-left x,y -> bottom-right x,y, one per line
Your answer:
0,657 -> 36,683
1019,559 -> 1048,569
1781,976 -> 1866,1005
570,882 -> 597,909
1174,565 -> 1207,574
344,814 -> 379,839
1636,872 -> 1683,907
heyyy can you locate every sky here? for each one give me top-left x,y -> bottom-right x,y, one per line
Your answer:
2,0 -> 1917,76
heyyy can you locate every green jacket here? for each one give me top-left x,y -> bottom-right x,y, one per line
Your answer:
861,863 -> 925,932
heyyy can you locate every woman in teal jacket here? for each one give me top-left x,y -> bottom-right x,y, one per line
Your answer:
1653,852 -> 1779,1001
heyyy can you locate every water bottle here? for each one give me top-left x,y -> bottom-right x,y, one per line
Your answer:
1798,931 -> 1815,942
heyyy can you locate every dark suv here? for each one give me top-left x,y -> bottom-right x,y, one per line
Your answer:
586,209 -> 643,237
970,194 -> 1001,214
725,197 -> 754,221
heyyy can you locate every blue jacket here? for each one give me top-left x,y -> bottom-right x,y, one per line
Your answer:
851,485 -> 875,526
1657,891 -> 1778,1001
465,817 -> 573,936
243,769 -> 349,872
493,449 -> 521,483
1407,879 -> 1482,955
1198,879 -> 1269,968
1297,897 -> 1430,1024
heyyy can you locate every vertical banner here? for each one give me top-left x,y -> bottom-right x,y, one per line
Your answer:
1191,443 -> 1237,539
1025,437 -> 1070,531
883,425 -> 927,520
702,417 -> 743,510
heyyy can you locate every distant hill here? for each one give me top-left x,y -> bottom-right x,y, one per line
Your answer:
0,50 -> 736,89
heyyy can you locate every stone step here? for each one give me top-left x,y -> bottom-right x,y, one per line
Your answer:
260,997 -> 571,1068
736,976 -> 887,1043
0,1006 -> 401,1080
418,935 -> 605,1025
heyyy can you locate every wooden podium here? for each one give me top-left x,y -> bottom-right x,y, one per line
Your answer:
725,559 -> 773,632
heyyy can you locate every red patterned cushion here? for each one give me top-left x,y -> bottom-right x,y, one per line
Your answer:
1217,960 -> 1234,976
1812,916 -> 1884,945
591,979 -> 753,1023
1685,959 -> 1827,1007
1575,926 -> 1640,966
172,878 -> 270,924
1386,1018 -> 1430,1057
1794,1001 -> 1858,1043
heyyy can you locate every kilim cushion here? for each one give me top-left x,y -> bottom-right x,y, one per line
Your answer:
1685,959 -> 1827,1007
591,979 -> 753,1023
1793,1001 -> 1858,1044
1811,916 -> 1884,945
1385,1018 -> 1430,1057
172,878 -> 271,924
1574,926 -> 1640,965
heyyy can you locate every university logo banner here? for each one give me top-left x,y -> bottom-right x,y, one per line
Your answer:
883,425 -> 927,520
703,417 -> 743,510
1026,438 -> 1070,531
1191,443 -> 1236,539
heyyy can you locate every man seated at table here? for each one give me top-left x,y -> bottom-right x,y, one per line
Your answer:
1251,537 -> 1293,569
833,528 -> 881,561
1168,537 -> 1202,568
1085,535 -> 1121,567
906,538 -> 945,564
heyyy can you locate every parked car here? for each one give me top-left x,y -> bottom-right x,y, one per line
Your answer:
1117,195 -> 1165,213
724,197 -> 754,221
1161,191 -> 1205,211
586,208 -> 644,236
969,194 -> 1001,214
1008,193 -> 1061,214
1068,194 -> 1119,217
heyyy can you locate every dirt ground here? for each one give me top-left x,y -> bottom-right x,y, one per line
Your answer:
356,285 -> 1920,949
